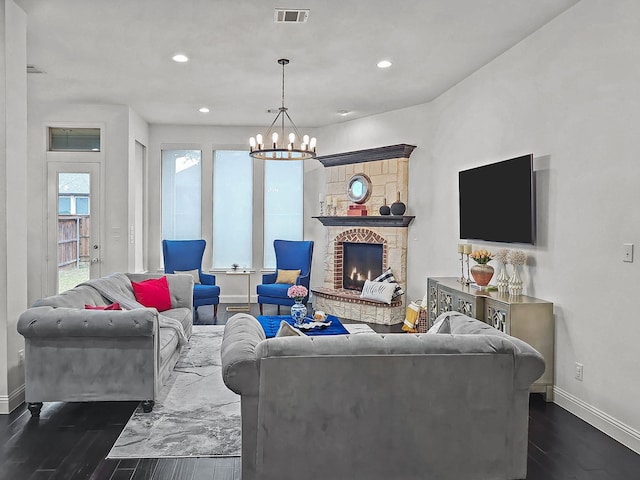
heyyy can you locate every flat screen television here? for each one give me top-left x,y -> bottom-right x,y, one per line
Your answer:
458,154 -> 535,244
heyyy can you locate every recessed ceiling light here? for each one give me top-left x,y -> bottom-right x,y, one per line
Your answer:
377,60 -> 392,69
198,107 -> 210,113
337,110 -> 351,116
172,53 -> 189,63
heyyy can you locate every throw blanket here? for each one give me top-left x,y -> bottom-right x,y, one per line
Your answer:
80,273 -> 188,346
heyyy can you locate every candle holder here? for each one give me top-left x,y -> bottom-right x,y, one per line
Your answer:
464,253 -> 472,285
458,252 -> 465,284
319,200 -> 325,216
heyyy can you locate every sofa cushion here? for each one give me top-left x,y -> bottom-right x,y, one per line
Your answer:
372,268 -> 404,299
193,283 -> 220,301
84,302 -> 122,310
275,321 -> 306,337
174,269 -> 201,284
275,269 -> 301,284
360,279 -> 397,304
131,276 -> 172,312
257,282 -> 291,298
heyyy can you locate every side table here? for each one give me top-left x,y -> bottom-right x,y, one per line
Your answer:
226,270 -> 251,312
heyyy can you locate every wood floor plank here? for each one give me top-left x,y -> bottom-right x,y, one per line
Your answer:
130,458 -> 159,480
151,458 -> 177,480
191,458 -> 217,480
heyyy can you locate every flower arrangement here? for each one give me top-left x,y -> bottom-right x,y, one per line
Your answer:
469,249 -> 494,264
507,249 -> 527,266
494,248 -> 509,265
287,285 -> 308,302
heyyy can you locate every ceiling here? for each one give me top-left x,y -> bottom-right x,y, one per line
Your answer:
17,0 -> 580,127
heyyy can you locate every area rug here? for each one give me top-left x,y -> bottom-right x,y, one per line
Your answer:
107,325 -> 241,459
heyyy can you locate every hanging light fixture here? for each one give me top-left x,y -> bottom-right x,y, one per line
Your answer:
249,58 -> 317,160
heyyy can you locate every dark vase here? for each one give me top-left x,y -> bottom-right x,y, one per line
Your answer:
391,191 -> 406,216
379,197 -> 391,215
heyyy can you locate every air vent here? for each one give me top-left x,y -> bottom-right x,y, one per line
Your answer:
274,9 -> 309,23
27,64 -> 45,74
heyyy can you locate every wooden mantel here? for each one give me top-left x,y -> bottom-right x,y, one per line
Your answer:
313,216 -> 415,227
316,144 -> 416,167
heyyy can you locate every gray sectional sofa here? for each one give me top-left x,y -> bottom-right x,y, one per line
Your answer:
221,312 -> 545,480
17,272 -> 193,416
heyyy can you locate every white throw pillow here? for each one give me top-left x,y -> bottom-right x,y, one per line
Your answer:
372,268 -> 404,299
426,312 -> 452,334
275,320 -> 306,337
174,269 -> 201,285
360,279 -> 397,304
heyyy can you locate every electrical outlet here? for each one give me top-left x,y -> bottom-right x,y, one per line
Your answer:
575,362 -> 583,381
623,243 -> 634,263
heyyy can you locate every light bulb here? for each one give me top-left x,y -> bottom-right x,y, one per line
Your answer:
288,143 -> 292,150
250,137 -> 256,148
272,132 -> 278,144
303,134 -> 310,144
289,132 -> 296,143
310,137 -> 317,149
256,134 -> 263,146
301,143 -> 307,151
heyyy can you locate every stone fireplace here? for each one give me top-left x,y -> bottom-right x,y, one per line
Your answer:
311,144 -> 416,325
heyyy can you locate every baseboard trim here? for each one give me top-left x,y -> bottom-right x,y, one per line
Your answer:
554,386 -> 640,455
219,294 -> 257,304
0,384 -> 25,414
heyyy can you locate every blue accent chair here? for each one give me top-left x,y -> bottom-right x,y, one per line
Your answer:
162,239 -> 220,320
257,239 -> 314,315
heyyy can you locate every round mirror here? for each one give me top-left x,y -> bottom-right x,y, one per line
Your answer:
347,173 -> 372,204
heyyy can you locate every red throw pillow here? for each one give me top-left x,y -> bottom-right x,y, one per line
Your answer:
85,302 -> 122,310
131,276 -> 172,312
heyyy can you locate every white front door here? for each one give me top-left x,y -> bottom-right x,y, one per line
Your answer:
47,162 -> 101,294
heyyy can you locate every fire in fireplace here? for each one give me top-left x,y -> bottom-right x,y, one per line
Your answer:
342,242 -> 383,291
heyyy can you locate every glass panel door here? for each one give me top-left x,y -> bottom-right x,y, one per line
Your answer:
48,163 -> 101,294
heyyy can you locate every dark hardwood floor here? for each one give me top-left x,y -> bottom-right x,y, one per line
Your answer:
2,303 -> 639,479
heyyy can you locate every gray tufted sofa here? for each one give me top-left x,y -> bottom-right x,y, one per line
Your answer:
221,313 -> 545,480
17,273 -> 193,416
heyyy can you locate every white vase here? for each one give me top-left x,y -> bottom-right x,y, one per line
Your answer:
496,263 -> 509,294
508,265 -> 523,296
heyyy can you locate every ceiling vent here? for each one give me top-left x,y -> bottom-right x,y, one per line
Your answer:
27,64 -> 45,74
274,9 -> 309,23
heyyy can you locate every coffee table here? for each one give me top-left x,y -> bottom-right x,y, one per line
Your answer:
257,314 -> 351,338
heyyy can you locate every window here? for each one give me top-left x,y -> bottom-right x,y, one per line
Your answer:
162,150 -> 202,240
58,196 -> 71,215
263,160 -> 303,269
75,196 -> 90,215
212,151 -> 253,269
49,127 -> 101,152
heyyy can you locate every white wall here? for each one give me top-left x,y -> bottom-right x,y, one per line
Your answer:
0,0 -> 28,413
314,0 -> 640,452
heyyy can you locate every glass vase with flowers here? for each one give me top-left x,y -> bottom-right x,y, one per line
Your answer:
287,285 -> 308,326
469,249 -> 495,288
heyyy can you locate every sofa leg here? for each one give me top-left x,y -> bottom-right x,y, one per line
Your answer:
141,400 -> 155,413
214,304 -> 218,318
277,305 -> 281,315
27,402 -> 43,417
259,303 -> 263,315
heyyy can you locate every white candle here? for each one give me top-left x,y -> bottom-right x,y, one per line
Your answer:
463,244 -> 472,254
333,197 -> 338,207
319,193 -> 325,203
457,244 -> 464,253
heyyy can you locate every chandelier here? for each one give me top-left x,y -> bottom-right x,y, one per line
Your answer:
249,58 -> 317,160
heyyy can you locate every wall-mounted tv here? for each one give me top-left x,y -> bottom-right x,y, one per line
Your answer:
458,154 -> 535,244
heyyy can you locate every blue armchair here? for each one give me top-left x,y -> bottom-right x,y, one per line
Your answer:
162,239 -> 220,320
257,239 -> 314,315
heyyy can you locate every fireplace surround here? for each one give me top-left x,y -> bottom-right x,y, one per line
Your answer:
311,144 -> 415,325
